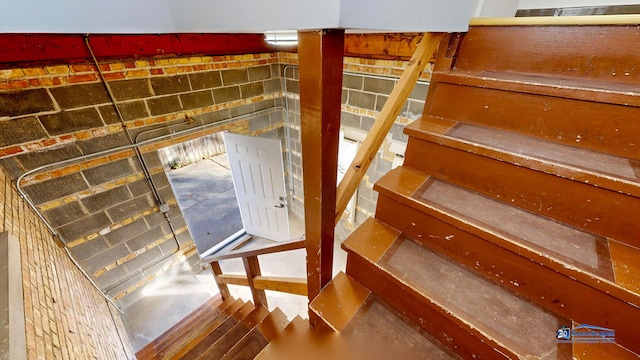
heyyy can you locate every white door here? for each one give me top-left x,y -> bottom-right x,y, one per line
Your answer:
223,132 -> 290,241
338,131 -> 359,222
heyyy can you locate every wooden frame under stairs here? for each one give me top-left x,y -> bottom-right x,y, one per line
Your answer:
202,237 -> 308,308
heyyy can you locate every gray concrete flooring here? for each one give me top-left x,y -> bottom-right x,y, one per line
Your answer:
166,154 -> 243,254
121,263 -> 218,352
121,153 -> 349,353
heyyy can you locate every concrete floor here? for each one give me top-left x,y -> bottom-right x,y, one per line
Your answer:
121,263 -> 218,352
122,153 -> 348,353
167,154 -> 243,254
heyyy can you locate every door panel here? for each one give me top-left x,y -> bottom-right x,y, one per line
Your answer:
224,132 -> 290,241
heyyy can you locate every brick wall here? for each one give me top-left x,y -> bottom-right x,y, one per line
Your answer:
279,52 -> 432,239
0,49 -> 430,357
0,168 -> 135,359
0,53 -> 285,307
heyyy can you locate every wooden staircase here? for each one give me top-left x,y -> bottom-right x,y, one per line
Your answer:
136,22 -> 640,360
136,296 -> 290,360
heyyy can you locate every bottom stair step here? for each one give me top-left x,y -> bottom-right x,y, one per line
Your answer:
310,272 -> 460,360
343,218 -> 639,359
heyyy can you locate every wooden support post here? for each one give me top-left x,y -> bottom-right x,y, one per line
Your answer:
210,261 -> 230,299
298,29 -> 345,307
243,256 -> 268,307
334,33 -> 443,223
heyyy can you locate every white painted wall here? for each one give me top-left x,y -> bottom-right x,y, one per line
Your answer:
472,0 -> 519,17
340,0 -> 474,32
518,0 -> 640,9
0,0 -> 176,33
168,0 -> 341,33
0,0 -> 472,33
2,0 -> 633,34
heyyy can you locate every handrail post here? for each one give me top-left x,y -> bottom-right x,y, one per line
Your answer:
298,29 -> 345,317
210,261 -> 230,300
243,256 -> 268,307
334,33 -> 443,223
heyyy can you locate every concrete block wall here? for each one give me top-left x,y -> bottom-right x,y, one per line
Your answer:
278,52 -> 431,239
0,168 -> 135,359
0,48 -> 427,357
0,53 -> 285,307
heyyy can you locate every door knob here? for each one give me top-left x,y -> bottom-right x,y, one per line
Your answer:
275,204 -> 285,208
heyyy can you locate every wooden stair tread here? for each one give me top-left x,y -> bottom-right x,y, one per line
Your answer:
192,313 -> 253,359
343,219 -> 564,358
136,296 -> 225,359
155,299 -> 241,359
343,218 -> 637,359
573,341 -> 640,360
424,72 -> 640,163
403,138 -> 640,250
177,315 -> 239,360
450,25 -> 640,88
375,167 -> 640,302
176,301 -> 257,360
311,272 -> 460,360
405,116 -> 640,198
433,70 -> 640,107
309,269 -> 371,332
156,298 -> 245,359
255,316 -> 349,360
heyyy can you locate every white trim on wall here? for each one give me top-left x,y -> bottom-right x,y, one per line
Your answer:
0,232 -> 27,360
518,0 -> 640,9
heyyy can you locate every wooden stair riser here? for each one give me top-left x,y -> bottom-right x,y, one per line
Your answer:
374,193 -> 640,355
187,306 -> 271,360
373,167 -> 640,302
157,310 -> 240,359
135,297 -> 226,360
157,299 -> 245,359
404,116 -> 640,199
178,317 -> 239,360
424,80 -> 640,160
428,71 -> 640,108
194,320 -> 251,359
453,26 -> 640,84
403,139 -> 640,248
220,308 -> 289,360
344,254 -> 516,359
177,302 -> 258,359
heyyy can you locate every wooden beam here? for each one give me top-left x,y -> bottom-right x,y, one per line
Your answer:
202,239 -> 305,262
254,277 -> 308,296
298,30 -> 345,306
470,14 -> 640,26
335,33 -> 442,224
210,261 -> 230,299
215,274 -> 307,296
0,33 -> 277,70
344,33 -> 424,61
215,274 -> 250,287
0,32 -> 441,70
243,256 -> 268,307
